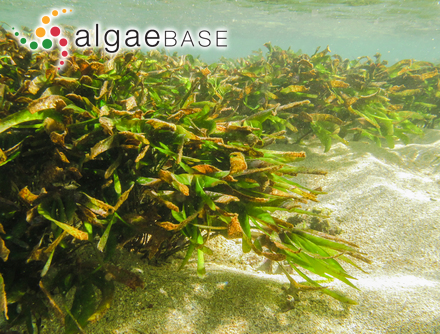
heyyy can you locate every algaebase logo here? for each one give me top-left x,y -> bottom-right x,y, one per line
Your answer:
10,8 -> 227,72
11,8 -> 72,71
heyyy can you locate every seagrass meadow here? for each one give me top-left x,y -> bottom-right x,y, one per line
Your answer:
0,26 -> 439,333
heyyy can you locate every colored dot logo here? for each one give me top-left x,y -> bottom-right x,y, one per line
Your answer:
12,8 -> 73,71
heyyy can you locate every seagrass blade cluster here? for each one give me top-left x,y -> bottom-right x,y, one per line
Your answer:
5,24 -> 439,332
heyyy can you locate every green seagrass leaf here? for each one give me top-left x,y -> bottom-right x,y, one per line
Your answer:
197,249 -> 205,277
289,264 -> 358,304
38,201 -> 88,241
0,109 -> 62,134
65,282 -> 97,333
194,176 -> 216,210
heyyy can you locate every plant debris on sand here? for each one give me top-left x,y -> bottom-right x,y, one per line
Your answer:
1,25 -> 437,333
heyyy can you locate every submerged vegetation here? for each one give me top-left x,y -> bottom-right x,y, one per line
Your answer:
0,25 -> 438,332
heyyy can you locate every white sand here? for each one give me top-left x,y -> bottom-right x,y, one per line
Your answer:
38,130 -> 440,334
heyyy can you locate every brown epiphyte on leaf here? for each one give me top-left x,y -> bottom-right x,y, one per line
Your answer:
229,152 -> 247,175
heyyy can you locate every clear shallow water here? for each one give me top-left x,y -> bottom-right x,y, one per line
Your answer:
1,0 -> 440,63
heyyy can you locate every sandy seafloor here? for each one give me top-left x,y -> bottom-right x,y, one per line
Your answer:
34,130 -> 440,334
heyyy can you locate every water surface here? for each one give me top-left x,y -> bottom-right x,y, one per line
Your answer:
1,0 -> 439,63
